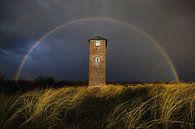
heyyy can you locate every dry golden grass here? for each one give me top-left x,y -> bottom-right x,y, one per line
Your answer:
0,83 -> 195,129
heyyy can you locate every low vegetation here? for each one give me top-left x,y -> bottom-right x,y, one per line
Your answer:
0,83 -> 195,129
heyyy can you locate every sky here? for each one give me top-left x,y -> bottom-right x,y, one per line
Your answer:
0,0 -> 195,82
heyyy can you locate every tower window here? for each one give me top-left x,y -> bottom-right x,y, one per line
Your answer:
95,57 -> 100,64
95,41 -> 100,47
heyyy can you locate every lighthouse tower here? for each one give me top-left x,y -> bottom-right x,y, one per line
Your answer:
88,36 -> 107,86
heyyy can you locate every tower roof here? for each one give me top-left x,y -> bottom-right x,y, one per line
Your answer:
89,36 -> 107,41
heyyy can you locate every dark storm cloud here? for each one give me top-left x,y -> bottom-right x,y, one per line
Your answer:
0,23 -> 33,56
0,0 -> 194,81
0,32 -> 29,51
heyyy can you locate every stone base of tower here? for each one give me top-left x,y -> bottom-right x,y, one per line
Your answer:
88,78 -> 106,87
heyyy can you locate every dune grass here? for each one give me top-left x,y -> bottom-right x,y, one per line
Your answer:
0,83 -> 195,129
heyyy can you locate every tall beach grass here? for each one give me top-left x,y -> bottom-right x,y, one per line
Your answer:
0,83 -> 195,129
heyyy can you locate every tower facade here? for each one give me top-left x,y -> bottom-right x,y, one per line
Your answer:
88,36 -> 107,86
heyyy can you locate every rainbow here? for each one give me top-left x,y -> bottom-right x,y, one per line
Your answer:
15,17 -> 179,81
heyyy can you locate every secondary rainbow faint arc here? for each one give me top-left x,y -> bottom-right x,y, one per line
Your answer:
15,17 -> 179,81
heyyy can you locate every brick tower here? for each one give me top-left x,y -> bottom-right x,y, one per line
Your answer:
88,36 -> 107,86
